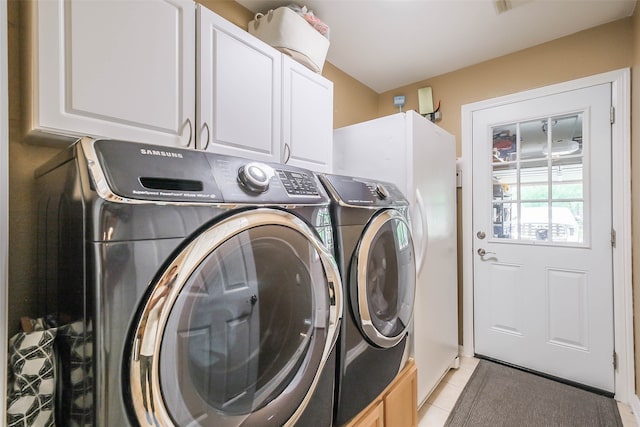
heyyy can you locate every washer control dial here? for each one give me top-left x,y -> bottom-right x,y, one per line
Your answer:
238,162 -> 273,193
375,183 -> 389,200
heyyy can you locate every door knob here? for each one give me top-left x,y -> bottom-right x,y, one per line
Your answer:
477,231 -> 486,239
477,248 -> 495,257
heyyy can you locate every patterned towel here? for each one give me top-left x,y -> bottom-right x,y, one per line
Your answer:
6,318 -> 57,427
56,320 -> 93,427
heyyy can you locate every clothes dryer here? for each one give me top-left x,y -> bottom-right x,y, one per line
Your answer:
318,174 -> 416,426
35,137 -> 342,427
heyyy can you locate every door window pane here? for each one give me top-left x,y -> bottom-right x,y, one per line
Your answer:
520,164 -> 548,200
491,112 -> 584,244
552,161 -> 583,199
493,164 -> 517,201
493,202 -> 514,239
519,119 -> 548,161
492,123 -> 517,162
519,203 -> 550,241
552,201 -> 583,242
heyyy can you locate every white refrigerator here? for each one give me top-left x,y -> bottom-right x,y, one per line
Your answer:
333,110 -> 459,407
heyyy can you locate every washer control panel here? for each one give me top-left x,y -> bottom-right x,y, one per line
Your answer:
276,170 -> 320,197
88,139 -> 327,204
207,153 -> 325,203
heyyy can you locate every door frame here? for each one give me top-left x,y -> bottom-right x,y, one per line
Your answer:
1,0 -> 9,419
461,68 -> 632,402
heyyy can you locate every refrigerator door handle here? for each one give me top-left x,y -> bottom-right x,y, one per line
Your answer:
415,188 -> 429,275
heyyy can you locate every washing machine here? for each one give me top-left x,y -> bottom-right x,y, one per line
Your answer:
317,174 -> 416,426
35,137 -> 342,427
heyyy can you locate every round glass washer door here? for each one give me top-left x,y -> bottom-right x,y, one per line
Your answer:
351,209 -> 416,348
128,208 -> 342,427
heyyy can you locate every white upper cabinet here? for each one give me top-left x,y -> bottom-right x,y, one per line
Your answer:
282,55 -> 333,173
27,0 -> 196,147
26,1 -> 333,170
197,6 -> 281,162
198,6 -> 333,170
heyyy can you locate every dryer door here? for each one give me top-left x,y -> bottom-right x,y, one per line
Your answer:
352,209 -> 416,348
127,208 -> 342,427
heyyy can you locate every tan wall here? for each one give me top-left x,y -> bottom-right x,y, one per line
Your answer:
632,5 -> 640,396
7,2 -> 61,334
322,62 -> 379,129
377,18 -> 634,155
198,0 -> 254,28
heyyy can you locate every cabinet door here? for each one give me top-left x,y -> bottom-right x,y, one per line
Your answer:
31,0 -> 195,147
198,6 -> 281,162
282,56 -> 333,173
384,360 -> 418,427
346,400 -> 384,427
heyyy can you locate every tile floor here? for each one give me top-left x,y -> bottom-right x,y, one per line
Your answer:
418,357 -> 638,427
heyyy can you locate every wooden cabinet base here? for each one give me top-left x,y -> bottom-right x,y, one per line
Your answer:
384,359 -> 418,427
346,400 -> 384,427
345,359 -> 417,427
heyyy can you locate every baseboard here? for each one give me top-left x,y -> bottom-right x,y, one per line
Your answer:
629,394 -> 640,426
450,356 -> 460,370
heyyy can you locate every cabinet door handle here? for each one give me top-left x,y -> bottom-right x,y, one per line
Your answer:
184,118 -> 193,148
202,122 -> 211,151
284,143 -> 291,164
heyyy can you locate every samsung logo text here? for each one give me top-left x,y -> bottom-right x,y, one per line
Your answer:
140,149 -> 184,158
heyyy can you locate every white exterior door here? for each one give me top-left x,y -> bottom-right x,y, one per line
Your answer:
472,83 -> 614,392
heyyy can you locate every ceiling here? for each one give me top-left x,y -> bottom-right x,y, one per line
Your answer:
236,0 -> 637,93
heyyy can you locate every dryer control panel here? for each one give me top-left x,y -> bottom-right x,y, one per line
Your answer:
319,174 -> 408,207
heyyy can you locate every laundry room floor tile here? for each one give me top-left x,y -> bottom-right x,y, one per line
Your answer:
618,401 -> 638,427
441,362 -> 476,388
425,379 -> 464,412
418,402 -> 449,427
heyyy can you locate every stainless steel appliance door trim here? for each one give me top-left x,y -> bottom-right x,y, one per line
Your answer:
128,208 -> 342,427
355,209 -> 415,348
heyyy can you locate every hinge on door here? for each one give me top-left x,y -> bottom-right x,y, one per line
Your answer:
613,351 -> 618,370
611,229 -> 617,247
610,106 -> 615,124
